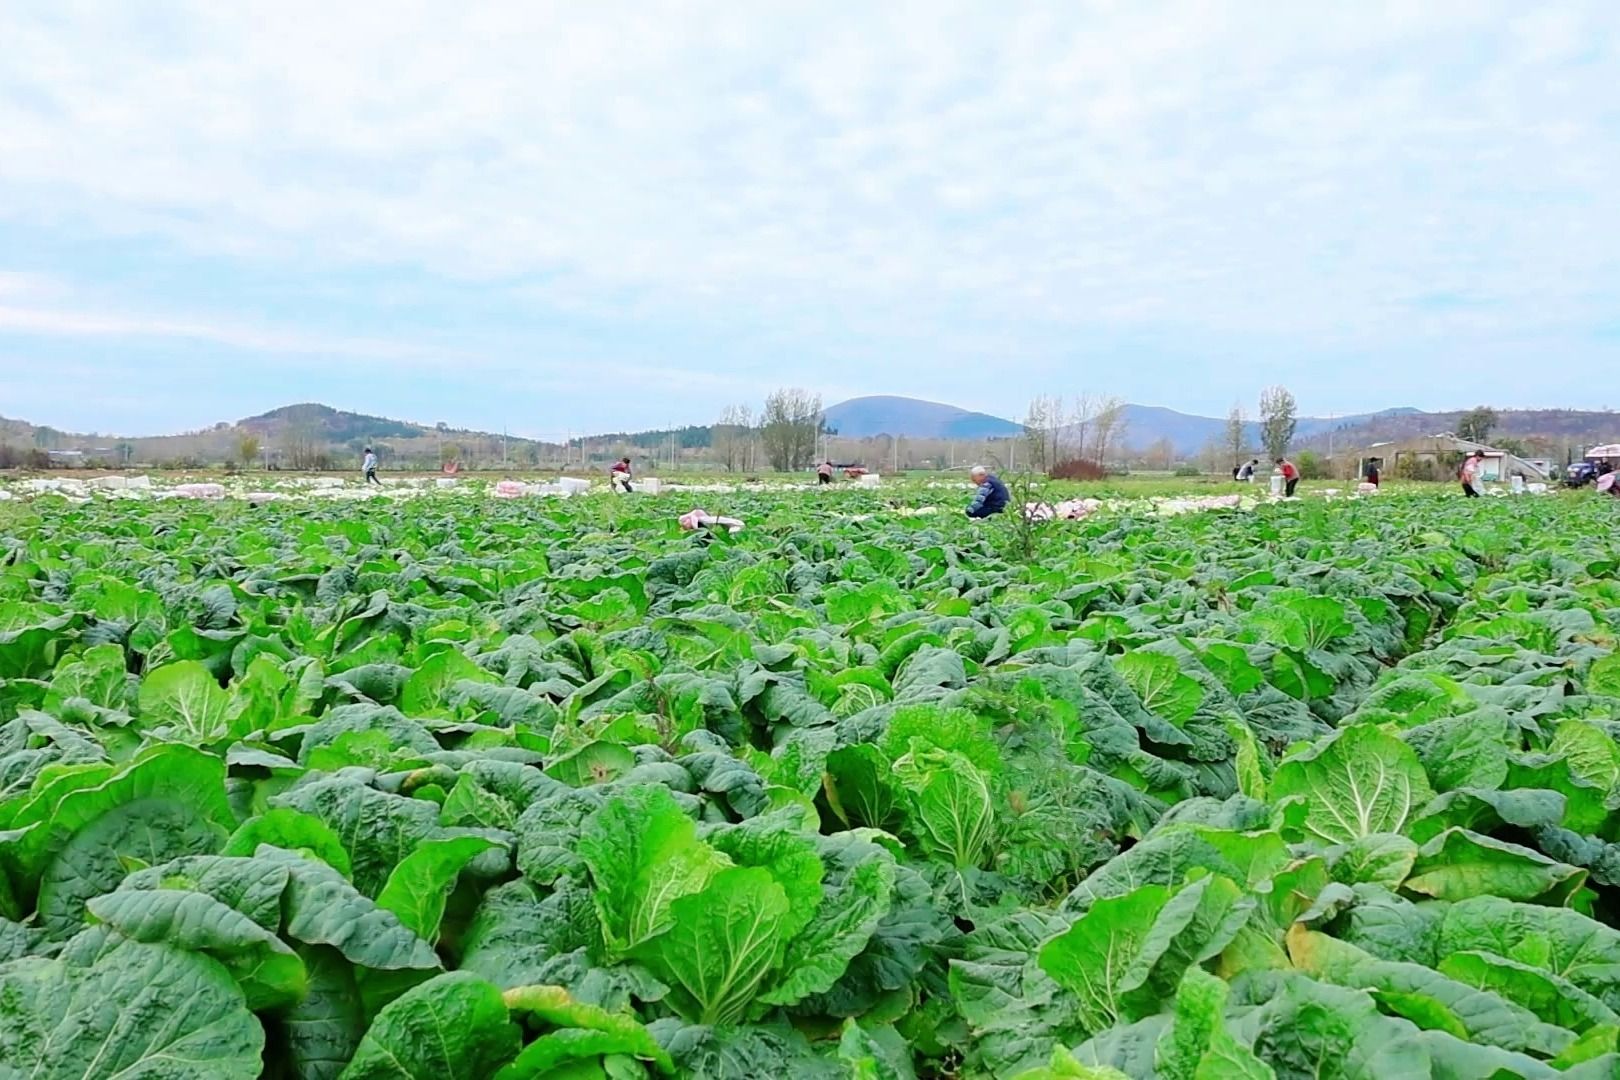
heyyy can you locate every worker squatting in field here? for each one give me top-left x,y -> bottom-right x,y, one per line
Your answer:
965,465 -> 1009,518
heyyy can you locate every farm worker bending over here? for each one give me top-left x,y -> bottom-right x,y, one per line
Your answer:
1460,450 -> 1485,498
818,461 -> 834,485
1237,459 -> 1258,482
965,466 -> 1009,518
610,457 -> 633,493
362,447 -> 381,486
1275,458 -> 1300,497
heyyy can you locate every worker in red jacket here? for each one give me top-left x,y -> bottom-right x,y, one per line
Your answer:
609,456 -> 633,493
1275,458 -> 1300,497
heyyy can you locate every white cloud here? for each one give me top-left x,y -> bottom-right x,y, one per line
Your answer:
0,272 -> 65,301
0,294 -> 440,362
0,1 -> 1616,422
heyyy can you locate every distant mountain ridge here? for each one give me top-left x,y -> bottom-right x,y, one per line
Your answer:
820,397 -> 1616,456
821,396 -> 1022,439
820,396 -> 1434,452
1294,408 -> 1620,456
1123,404 -> 1427,456
0,402 -> 546,470
240,403 -> 424,440
5,397 -> 1616,467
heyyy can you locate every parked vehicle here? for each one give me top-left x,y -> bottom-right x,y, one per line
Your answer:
1568,444 -> 1620,487
1568,460 -> 1602,487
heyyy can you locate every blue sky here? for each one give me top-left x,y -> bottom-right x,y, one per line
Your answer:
2,1 -> 1617,439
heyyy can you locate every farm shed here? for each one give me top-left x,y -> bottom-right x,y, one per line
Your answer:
1365,434 -> 1552,483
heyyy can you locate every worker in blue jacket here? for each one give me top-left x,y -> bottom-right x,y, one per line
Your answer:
965,465 -> 1009,518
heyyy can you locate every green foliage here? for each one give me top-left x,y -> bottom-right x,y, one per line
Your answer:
1271,725 -> 1433,844
576,784 -> 729,958
0,934 -> 265,1078
341,971 -> 521,1079
0,487 -> 1616,1077
1294,450 -> 1329,480
1457,406 -> 1499,444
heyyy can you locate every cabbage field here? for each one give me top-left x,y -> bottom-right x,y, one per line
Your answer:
1,488 -> 1619,1079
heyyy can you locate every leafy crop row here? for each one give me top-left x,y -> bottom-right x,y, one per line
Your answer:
0,492 -> 1616,1078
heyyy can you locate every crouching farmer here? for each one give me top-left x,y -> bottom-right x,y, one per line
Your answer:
610,457 -> 633,493
965,465 -> 1009,518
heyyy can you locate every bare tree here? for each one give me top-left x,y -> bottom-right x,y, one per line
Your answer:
1258,386 -> 1298,461
1089,396 -> 1128,464
1021,396 -> 1045,473
760,388 -> 822,472
282,424 -> 321,470
713,404 -> 755,472
1145,436 -> 1176,471
1023,395 -> 1065,474
1068,392 -> 1098,465
1225,404 -> 1249,469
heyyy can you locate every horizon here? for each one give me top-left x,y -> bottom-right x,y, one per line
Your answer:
10,393 -> 1614,446
3,3 -> 1617,438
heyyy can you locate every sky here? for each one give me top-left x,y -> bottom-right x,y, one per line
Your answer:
1,1 -> 1617,439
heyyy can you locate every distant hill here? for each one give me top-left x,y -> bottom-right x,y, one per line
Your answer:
239,403 -> 425,443
822,396 -> 1022,439
1294,408 -> 1620,457
814,396 -> 1447,452
6,397 -> 1616,471
1124,405 -> 1426,455
0,403 -> 555,470
1116,405 -> 1225,454
1124,404 -> 1620,457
